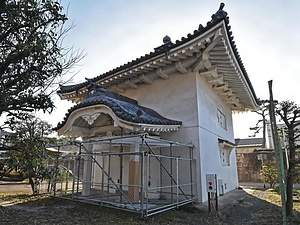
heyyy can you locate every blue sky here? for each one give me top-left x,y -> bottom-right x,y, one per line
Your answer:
39,0 -> 300,138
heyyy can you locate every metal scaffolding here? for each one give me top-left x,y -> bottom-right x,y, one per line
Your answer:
49,134 -> 196,218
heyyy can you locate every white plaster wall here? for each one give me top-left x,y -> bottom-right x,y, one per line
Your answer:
196,73 -> 238,202
124,71 -> 198,126
124,72 -> 202,201
120,70 -> 238,203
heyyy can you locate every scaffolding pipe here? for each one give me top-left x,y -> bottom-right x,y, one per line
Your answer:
51,134 -> 195,218
80,151 -> 139,156
159,148 -> 163,199
120,129 -> 124,203
65,160 -> 69,194
170,143 -> 173,203
144,135 -> 194,148
53,145 -> 60,197
107,140 -> 112,198
90,155 -> 135,208
147,184 -> 193,191
146,153 -> 150,216
101,153 -> 105,205
144,141 -> 188,199
176,158 -> 179,207
140,135 -> 145,218
189,147 -> 194,198
76,144 -> 82,197
81,134 -> 144,144
72,156 -> 76,198
146,199 -> 195,217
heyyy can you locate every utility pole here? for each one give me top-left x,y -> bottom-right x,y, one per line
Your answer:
268,80 -> 287,225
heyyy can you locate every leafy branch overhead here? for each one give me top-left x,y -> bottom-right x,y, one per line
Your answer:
0,0 -> 83,117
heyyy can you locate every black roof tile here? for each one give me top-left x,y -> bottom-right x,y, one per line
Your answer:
57,3 -> 259,105
235,138 -> 264,147
55,85 -> 182,130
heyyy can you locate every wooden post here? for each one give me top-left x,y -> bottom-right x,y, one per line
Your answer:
128,142 -> 140,202
208,192 -> 211,212
206,174 -> 218,213
215,192 -> 218,212
128,160 -> 140,202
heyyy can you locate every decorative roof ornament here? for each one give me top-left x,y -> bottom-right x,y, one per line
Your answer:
85,78 -> 106,97
82,113 -> 101,125
210,2 -> 228,24
154,35 -> 173,60
163,35 -> 171,44
135,109 -> 143,123
162,35 -> 172,60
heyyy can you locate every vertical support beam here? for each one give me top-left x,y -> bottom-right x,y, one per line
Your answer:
140,136 -> 145,218
268,80 -> 287,224
176,158 -> 179,207
119,143 -> 124,203
53,145 -> 60,197
159,148 -> 163,199
189,147 -> 194,198
101,152 -> 105,204
75,144 -> 82,198
72,151 -> 76,198
170,143 -> 173,203
65,160 -> 69,194
128,142 -> 140,202
145,154 -> 150,215
82,143 -> 93,196
119,128 -> 124,203
107,140 -> 112,199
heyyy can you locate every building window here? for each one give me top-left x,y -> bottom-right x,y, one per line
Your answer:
218,139 -> 235,166
217,109 -> 226,130
220,149 -> 230,166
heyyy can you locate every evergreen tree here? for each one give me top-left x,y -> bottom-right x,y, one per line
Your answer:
0,0 -> 82,120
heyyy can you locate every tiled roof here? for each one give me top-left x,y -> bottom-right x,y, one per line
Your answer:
57,3 -> 258,105
235,138 -> 264,147
55,85 -> 182,130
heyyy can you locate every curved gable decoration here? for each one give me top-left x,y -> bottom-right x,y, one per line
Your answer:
55,89 -> 182,137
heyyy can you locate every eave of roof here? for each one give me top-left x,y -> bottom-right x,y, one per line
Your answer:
54,87 -> 182,133
58,3 -> 259,110
235,138 -> 264,147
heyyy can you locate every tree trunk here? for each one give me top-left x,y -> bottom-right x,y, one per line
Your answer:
28,176 -> 36,195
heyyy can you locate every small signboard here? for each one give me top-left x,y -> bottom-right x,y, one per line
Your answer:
206,174 -> 217,193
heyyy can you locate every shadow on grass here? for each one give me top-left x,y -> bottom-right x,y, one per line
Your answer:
218,188 -> 300,225
0,189 -> 300,225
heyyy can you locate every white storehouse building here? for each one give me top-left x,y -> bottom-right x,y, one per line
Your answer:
55,3 -> 259,217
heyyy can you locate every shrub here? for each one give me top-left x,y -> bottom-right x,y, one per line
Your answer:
260,164 -> 278,188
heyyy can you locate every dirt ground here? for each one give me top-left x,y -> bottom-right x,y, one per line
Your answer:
0,185 -> 300,225
0,182 -> 32,193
